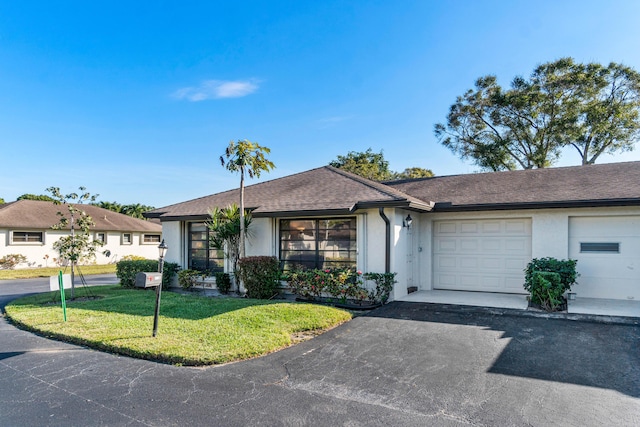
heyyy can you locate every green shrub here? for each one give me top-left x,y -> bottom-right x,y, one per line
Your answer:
237,256 -> 281,299
524,257 -> 578,312
363,272 -> 397,304
286,268 -> 397,305
529,271 -> 564,311
116,260 -> 180,289
214,272 -> 232,294
0,254 -> 28,270
524,257 -> 578,295
178,269 -> 202,290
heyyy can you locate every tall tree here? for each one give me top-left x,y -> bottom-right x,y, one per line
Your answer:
220,140 -> 275,260
329,148 -> 393,181
435,58 -> 640,170
571,62 -> 640,164
392,167 -> 435,180
17,194 -> 55,201
207,204 -> 252,290
46,186 -> 102,298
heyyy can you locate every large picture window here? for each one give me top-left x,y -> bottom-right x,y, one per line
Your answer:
280,218 -> 356,270
188,222 -> 224,273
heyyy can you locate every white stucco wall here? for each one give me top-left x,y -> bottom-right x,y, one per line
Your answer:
412,206 -> 640,299
0,228 -> 162,268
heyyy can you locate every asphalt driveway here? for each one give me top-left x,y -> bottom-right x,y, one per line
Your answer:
1,279 -> 639,426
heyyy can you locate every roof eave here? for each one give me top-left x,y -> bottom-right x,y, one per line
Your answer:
433,198 -> 640,212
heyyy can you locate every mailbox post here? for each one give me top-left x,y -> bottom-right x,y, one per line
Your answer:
152,239 -> 168,337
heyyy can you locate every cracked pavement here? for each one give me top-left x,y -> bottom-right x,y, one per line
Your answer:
1,277 -> 639,426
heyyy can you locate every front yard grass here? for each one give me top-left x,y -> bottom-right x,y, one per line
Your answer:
4,286 -> 352,366
0,264 -> 117,280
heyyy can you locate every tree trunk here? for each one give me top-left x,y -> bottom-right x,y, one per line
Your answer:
239,168 -> 245,260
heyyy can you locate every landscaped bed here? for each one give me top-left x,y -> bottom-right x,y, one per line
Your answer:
4,285 -> 352,366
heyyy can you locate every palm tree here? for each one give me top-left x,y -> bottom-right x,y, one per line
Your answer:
220,140 -> 275,259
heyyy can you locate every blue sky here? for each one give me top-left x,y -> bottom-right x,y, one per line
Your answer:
1,1 -> 640,207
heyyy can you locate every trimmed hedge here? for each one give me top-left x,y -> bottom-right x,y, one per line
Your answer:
116,260 -> 179,289
237,256 -> 281,299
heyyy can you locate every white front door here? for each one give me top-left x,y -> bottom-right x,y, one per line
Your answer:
433,218 -> 532,293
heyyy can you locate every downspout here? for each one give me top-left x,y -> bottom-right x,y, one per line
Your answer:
378,207 -> 391,273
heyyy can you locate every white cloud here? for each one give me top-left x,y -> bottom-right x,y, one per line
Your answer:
173,79 -> 259,101
316,115 -> 354,128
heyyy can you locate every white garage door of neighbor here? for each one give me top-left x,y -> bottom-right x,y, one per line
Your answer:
568,216 -> 640,300
433,219 -> 532,293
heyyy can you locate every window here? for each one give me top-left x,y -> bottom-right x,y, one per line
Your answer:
143,234 -> 161,244
122,233 -> 132,245
580,242 -> 620,253
280,218 -> 356,270
11,231 -> 43,244
95,232 -> 106,244
188,222 -> 224,273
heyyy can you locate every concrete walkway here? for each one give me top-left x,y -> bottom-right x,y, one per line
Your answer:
398,290 -> 640,319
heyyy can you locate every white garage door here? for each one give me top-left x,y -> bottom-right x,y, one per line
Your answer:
433,219 -> 531,293
568,216 -> 639,300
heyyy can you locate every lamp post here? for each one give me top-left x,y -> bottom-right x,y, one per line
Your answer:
152,239 -> 168,337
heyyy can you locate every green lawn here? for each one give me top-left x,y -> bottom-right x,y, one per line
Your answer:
4,286 -> 352,366
0,264 -> 117,280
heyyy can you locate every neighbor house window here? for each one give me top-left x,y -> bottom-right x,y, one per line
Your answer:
95,232 -> 106,244
188,222 -> 224,273
11,231 -> 44,244
122,233 -> 132,245
143,234 -> 161,244
580,242 -> 620,253
280,218 -> 357,270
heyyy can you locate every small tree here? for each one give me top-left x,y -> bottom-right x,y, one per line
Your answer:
206,204 -> 252,290
46,186 -> 102,298
220,139 -> 275,260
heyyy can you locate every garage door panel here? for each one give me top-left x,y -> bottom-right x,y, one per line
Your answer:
482,239 -> 501,252
482,221 -> 501,233
460,239 -> 479,251
434,218 -> 531,294
460,222 -> 479,233
569,216 -> 639,300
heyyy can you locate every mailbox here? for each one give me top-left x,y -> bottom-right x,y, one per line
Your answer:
135,272 -> 163,288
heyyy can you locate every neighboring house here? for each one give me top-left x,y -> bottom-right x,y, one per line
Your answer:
0,200 -> 163,268
145,161 -> 640,302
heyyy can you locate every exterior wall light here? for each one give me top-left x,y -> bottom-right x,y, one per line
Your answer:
403,214 -> 413,228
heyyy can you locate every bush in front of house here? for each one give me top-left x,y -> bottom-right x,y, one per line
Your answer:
285,268 -> 397,305
524,257 -> 578,311
116,260 -> 180,289
178,269 -> 202,290
214,272 -> 232,294
237,256 -> 281,299
363,272 -> 397,304
0,254 -> 28,270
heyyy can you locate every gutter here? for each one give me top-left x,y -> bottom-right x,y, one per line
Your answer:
378,207 -> 391,274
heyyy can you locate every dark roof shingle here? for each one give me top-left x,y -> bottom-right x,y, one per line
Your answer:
146,166 -> 432,220
386,161 -> 640,211
0,200 -> 162,232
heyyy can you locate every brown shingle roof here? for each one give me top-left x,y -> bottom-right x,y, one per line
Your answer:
147,161 -> 640,220
0,200 -> 162,232
386,161 -> 640,211
146,166 -> 433,220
